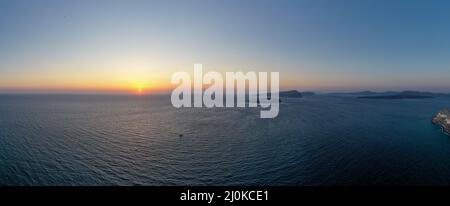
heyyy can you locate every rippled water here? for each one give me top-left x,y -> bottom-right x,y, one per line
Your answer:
1,94 -> 450,185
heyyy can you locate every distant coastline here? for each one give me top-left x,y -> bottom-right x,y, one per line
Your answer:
357,91 -> 434,99
326,90 -> 450,100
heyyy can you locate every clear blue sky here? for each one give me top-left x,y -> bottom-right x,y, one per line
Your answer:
1,0 -> 450,92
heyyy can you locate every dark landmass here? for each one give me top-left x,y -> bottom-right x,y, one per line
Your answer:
251,90 -> 305,99
358,95 -> 432,99
358,91 -> 436,99
329,90 -> 449,99
432,110 -> 450,135
279,90 -> 303,98
246,90 -> 304,105
328,91 -> 397,96
277,90 -> 315,98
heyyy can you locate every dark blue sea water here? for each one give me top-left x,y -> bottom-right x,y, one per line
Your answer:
0,94 -> 450,185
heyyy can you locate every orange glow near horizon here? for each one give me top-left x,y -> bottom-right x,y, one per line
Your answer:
0,80 -> 174,94
0,62 -> 298,94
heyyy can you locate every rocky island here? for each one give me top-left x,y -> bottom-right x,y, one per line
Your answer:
279,90 -> 304,98
433,110 -> 450,135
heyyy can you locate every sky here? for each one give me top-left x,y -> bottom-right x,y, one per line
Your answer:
1,0 -> 450,93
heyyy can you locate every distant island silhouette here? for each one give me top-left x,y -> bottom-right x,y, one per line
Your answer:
327,90 -> 450,100
357,91 -> 435,99
279,90 -> 315,98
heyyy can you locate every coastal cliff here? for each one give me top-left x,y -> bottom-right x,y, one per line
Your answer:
433,110 -> 450,135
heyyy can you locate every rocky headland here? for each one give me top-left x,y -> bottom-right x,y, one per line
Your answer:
433,110 -> 450,135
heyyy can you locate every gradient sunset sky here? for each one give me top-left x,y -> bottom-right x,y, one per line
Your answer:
1,0 -> 450,93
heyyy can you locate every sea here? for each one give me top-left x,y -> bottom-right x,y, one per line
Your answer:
0,94 -> 450,185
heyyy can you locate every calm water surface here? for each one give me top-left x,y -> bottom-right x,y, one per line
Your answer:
0,94 -> 449,185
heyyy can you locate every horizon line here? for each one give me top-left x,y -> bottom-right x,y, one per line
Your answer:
1,89 -> 449,95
